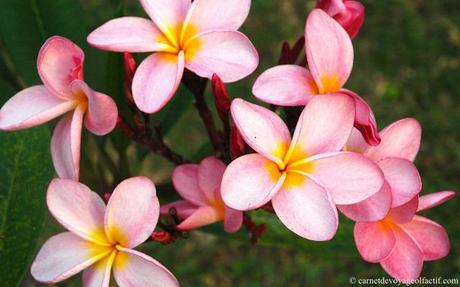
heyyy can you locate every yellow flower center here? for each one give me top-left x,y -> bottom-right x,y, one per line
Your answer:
155,21 -> 202,61
86,225 -> 133,273
266,143 -> 316,190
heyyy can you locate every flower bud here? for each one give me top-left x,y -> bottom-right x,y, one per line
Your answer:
316,0 -> 365,39
151,231 -> 174,245
123,52 -> 137,84
230,124 -> 245,159
211,74 -> 231,122
278,42 -> 291,65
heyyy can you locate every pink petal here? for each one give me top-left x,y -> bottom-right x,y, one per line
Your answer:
344,127 -> 369,153
305,9 -> 353,94
113,248 -> 179,287
51,106 -> 85,180
47,178 -> 109,245
0,85 -> 75,131
221,154 -> 286,210
105,177 -> 159,248
230,99 -> 291,165
365,118 -> 422,162
272,175 -> 338,241
183,0 -> 250,36
307,152 -> 384,205
139,0 -> 190,46
386,196 -> 419,224
401,215 -> 450,261
224,207 -> 243,233
160,200 -> 198,219
341,89 -> 381,146
198,156 -> 226,202
286,94 -> 354,163
338,181 -> 392,222
70,80 -> 118,135
177,206 -> 223,230
252,65 -> 317,106
37,36 -> 84,99
354,221 -> 396,262
87,17 -> 171,52
172,164 -> 208,206
82,251 -> 115,287
380,225 -> 424,282
31,232 -> 111,283
132,52 -> 184,113
184,31 -> 258,82
378,158 -> 422,207
417,191 -> 456,212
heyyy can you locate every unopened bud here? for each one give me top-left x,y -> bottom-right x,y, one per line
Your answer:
151,231 -> 174,245
211,74 -> 231,122
123,52 -> 137,83
316,0 -> 365,39
230,124 -> 245,159
278,42 -> 291,65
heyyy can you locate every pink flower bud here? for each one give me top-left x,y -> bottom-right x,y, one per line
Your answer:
104,192 -> 112,202
211,74 -> 231,122
229,124 -> 245,159
316,0 -> 365,39
123,52 -> 137,84
151,231 -> 174,245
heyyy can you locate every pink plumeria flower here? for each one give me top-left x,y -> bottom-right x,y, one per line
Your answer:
87,0 -> 259,113
0,36 -> 118,181
316,0 -> 365,39
161,156 -> 243,233
221,95 -> 384,241
31,177 -> 179,287
354,191 -> 455,282
253,9 -> 379,145
338,119 -> 423,221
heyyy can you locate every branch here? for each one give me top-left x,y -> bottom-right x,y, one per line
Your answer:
116,116 -> 188,165
182,70 -> 225,157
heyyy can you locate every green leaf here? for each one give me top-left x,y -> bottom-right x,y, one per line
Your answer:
249,210 -> 359,259
0,79 -> 16,106
201,209 -> 360,260
0,127 -> 54,286
0,0 -> 86,86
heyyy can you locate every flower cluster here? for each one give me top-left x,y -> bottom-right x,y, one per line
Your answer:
0,0 -> 455,286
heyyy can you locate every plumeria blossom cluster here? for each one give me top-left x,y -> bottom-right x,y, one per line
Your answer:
0,0 -> 456,286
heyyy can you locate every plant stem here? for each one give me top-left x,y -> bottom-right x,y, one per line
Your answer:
116,116 -> 188,165
182,70 -> 225,157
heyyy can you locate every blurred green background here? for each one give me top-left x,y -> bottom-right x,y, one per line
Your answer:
0,0 -> 458,286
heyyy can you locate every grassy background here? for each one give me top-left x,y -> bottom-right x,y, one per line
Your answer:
13,0 -> 460,286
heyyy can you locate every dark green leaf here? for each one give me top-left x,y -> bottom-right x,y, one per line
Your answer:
201,209 -> 359,260
0,127 -> 54,286
0,79 -> 16,106
0,0 -> 86,86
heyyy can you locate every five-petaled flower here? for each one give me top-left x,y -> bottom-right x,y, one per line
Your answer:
221,95 -> 384,241
161,156 -> 243,232
253,9 -> 379,145
338,119 -> 423,222
0,36 -> 118,181
87,0 -> 259,113
354,191 -> 455,281
316,0 -> 365,39
31,177 -> 179,287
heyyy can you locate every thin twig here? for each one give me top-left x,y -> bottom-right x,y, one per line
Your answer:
116,116 -> 188,165
182,70 -> 225,157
